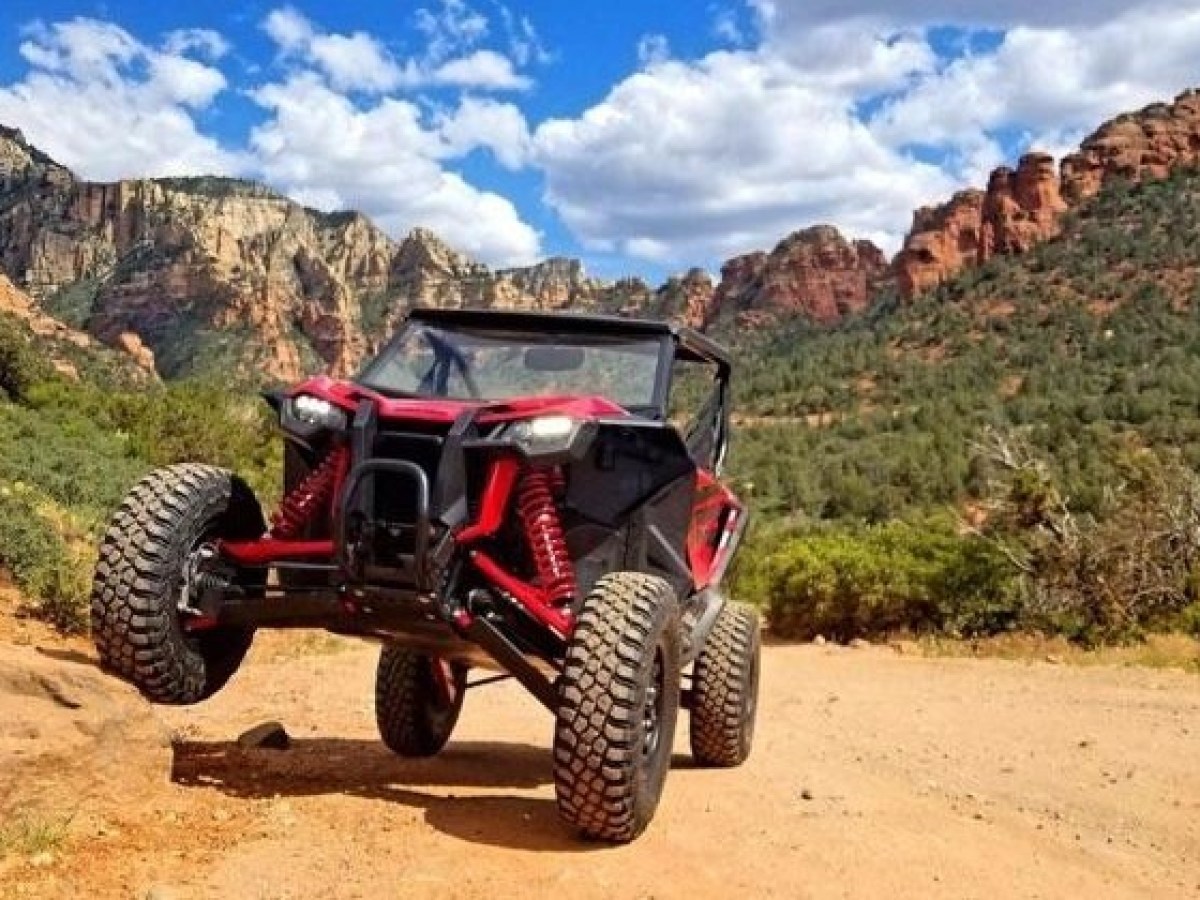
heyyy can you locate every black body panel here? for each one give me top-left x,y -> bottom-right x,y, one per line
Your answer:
561,420 -> 696,601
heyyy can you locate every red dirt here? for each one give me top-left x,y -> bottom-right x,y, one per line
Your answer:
2,635 -> 1198,899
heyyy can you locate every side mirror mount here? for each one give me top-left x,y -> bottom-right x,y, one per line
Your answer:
261,387 -> 287,413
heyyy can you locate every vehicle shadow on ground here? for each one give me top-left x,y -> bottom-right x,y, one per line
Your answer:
172,737 -> 608,852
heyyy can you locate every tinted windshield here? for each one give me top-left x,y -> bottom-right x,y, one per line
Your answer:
358,322 -> 665,409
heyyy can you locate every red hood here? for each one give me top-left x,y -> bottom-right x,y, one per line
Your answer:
289,376 -> 633,424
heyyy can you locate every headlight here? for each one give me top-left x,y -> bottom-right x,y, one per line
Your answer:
286,394 -> 348,431
503,415 -> 595,460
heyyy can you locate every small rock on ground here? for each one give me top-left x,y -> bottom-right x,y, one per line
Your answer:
237,721 -> 291,750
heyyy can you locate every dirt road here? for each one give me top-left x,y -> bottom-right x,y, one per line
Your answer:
4,636 -> 1199,900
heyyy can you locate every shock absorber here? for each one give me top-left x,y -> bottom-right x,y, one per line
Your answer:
515,467 -> 576,606
270,446 -> 348,538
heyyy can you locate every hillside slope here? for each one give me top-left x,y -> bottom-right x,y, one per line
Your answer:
0,273 -> 153,386
894,90 -> 1200,297
732,168 -> 1200,522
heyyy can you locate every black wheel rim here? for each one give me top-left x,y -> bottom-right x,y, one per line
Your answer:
641,650 -> 665,761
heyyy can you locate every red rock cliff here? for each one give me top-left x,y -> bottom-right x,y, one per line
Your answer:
708,225 -> 890,328
895,90 -> 1200,297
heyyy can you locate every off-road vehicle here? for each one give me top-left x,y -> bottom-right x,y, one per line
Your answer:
91,308 -> 758,842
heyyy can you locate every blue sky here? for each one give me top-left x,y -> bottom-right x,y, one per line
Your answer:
2,1 -> 1200,282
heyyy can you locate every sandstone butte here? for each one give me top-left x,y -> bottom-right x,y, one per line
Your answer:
1,88 -> 1200,381
894,89 -> 1200,296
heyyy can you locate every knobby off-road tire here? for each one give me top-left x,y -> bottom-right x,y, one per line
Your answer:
553,572 -> 682,843
375,647 -> 467,757
91,464 -> 265,705
689,601 -> 761,767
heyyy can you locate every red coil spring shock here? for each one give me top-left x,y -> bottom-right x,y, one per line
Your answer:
270,446 -> 348,538
516,467 -> 575,606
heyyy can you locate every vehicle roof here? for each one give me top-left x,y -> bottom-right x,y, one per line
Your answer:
406,306 -> 731,369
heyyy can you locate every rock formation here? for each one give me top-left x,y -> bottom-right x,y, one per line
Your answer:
0,271 -> 155,381
4,87 -> 1199,381
651,268 -> 716,329
0,131 -> 653,383
895,90 -> 1200,297
708,226 -> 891,328
0,644 -> 172,815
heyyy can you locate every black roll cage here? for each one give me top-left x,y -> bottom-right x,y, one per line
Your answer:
360,307 -> 734,472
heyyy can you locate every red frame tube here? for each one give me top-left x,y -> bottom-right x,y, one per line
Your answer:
215,453 -> 578,640
456,457 -> 576,638
469,550 -> 572,638
219,538 -> 335,566
454,456 -> 519,544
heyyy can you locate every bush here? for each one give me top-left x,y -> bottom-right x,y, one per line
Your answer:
23,378 -> 282,505
0,315 -> 53,403
0,371 -> 281,634
0,485 -> 90,631
974,430 -> 1200,644
1179,603 -> 1200,638
737,516 -> 1018,641
0,402 -> 148,526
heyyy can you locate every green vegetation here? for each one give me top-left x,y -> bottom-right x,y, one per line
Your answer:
43,275 -> 102,330
726,170 -> 1200,645
0,809 -> 74,859
734,515 -> 1017,641
0,314 -> 279,629
152,175 -> 285,200
0,315 -> 52,402
729,172 -> 1200,522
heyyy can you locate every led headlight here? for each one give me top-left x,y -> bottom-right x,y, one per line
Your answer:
503,415 -> 595,460
288,394 -> 349,431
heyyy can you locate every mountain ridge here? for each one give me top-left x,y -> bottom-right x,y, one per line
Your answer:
895,89 -> 1200,295
2,87 -> 1200,381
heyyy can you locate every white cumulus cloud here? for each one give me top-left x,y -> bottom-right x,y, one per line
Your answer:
431,49 -> 529,90
249,74 -> 540,265
533,41 -> 950,263
264,6 -> 405,93
0,18 -> 242,180
532,1 -> 1200,266
871,7 -> 1200,152
436,96 -> 531,169
263,4 -> 529,94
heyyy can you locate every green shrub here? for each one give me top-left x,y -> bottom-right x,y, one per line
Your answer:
738,516 -> 1018,641
1178,603 -> 1200,638
0,315 -> 53,402
23,378 -> 282,505
0,371 -> 281,634
0,485 -> 90,632
0,402 -> 150,527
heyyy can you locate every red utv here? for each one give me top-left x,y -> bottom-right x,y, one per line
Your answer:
90,308 -> 758,842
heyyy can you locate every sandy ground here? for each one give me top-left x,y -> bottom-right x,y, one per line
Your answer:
2,633 -> 1199,900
